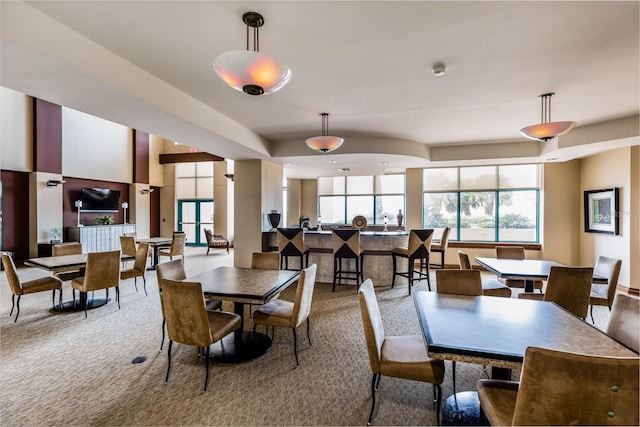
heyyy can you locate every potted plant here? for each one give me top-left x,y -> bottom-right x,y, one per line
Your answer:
95,215 -> 115,225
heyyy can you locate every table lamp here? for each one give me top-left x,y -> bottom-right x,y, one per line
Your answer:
75,200 -> 83,227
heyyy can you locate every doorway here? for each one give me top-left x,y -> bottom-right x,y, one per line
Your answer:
177,199 -> 213,246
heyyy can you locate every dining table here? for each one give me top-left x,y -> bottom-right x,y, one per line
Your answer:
475,256 -> 564,293
187,266 -> 300,363
25,252 -> 134,312
135,237 -> 173,269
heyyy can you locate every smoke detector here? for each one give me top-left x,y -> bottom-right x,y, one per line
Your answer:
432,63 -> 446,77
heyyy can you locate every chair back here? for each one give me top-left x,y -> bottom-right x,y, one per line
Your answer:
358,279 -> 385,373
436,269 -> 483,296
407,229 -> 434,258
594,256 -> 622,306
52,243 -> 83,256
168,232 -> 186,256
155,259 -> 187,314
1,252 -> 23,296
132,243 -> 149,273
277,228 -> 305,256
203,228 -> 214,245
433,227 -> 451,251
81,251 -> 121,292
162,279 -> 213,348
458,250 -> 472,270
251,252 -> 279,270
495,246 -> 525,260
291,264 -> 317,327
332,229 -> 361,258
606,294 -> 640,352
545,266 -> 593,319
512,346 -> 639,426
119,235 -> 137,257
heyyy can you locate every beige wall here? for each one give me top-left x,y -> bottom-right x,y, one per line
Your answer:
214,160 -> 234,243
0,87 -> 32,172
148,135 -> 164,187
286,179 -> 301,227
301,179 -> 318,226
630,145 -> 639,290
405,168 -> 423,231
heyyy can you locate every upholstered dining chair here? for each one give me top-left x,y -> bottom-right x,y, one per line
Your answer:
429,227 -> 451,269
277,227 -> 310,271
119,235 -> 137,266
155,259 -> 222,351
392,229 -> 434,294
249,252 -> 280,317
120,242 -> 149,295
518,266 -> 593,319
435,269 -> 483,395
71,250 -> 121,318
156,231 -> 186,263
458,251 -> 511,297
477,346 -> 639,426
331,228 -> 363,292
51,242 -> 84,281
589,256 -> 622,323
252,263 -> 317,367
606,293 -> 639,352
495,246 -> 543,291
2,252 -> 63,322
358,279 -> 445,426
162,279 -> 241,392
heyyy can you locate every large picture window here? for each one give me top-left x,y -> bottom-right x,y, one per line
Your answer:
318,174 -> 405,225
423,165 -> 540,242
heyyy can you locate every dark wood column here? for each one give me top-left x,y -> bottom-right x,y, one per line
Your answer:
133,130 -> 149,184
33,98 -> 62,173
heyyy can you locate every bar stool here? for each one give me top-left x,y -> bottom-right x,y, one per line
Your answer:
277,228 -> 309,271
391,229 -> 434,294
332,229 -> 363,292
429,226 -> 450,269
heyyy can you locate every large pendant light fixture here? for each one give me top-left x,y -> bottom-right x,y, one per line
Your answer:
305,113 -> 344,153
520,93 -> 576,141
213,12 -> 291,95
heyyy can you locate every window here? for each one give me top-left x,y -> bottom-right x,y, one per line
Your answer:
423,165 -> 540,242
318,174 -> 405,225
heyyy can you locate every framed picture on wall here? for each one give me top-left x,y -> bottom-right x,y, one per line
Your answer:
584,188 -> 619,235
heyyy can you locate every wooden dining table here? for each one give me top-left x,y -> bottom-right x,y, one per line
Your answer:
187,266 -> 301,363
135,237 -> 173,269
475,257 -> 564,293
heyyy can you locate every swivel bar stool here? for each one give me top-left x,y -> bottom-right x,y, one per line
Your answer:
332,229 -> 363,292
391,229 -> 434,294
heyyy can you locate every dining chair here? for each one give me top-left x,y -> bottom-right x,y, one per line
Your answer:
252,263 -> 317,367
429,227 -> 451,269
119,235 -> 137,267
2,252 -> 63,322
155,259 -> 222,351
120,242 -> 149,295
332,229 -> 363,292
277,227 -> 310,271
477,346 -> 639,426
518,266 -> 593,319
392,229 -> 433,294
457,251 -> 511,297
51,242 -> 84,281
606,293 -> 639,352
156,231 -> 186,263
249,252 -> 280,317
589,256 -> 622,323
203,228 -> 230,254
495,246 -> 543,291
71,250 -> 121,318
358,279 -> 445,426
435,269 -> 483,396
162,279 -> 241,392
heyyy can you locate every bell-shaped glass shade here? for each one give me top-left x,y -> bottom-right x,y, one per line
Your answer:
305,136 -> 344,153
519,121 -> 576,141
213,50 -> 292,95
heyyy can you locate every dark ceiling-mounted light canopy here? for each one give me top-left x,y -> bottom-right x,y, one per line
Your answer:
305,113 -> 344,153
213,11 -> 292,96
520,93 -> 576,141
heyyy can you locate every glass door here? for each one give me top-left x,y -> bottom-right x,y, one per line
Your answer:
178,199 -> 214,246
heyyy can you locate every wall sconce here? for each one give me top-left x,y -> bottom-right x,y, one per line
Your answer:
74,200 -> 83,227
224,173 -> 235,182
140,189 -> 154,195
122,202 -> 129,224
47,179 -> 66,187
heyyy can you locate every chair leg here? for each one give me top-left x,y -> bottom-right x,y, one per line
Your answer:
142,276 -> 147,296
434,383 -> 442,426
115,286 -> 121,309
165,340 -> 173,384
368,373 -> 379,426
408,258 -> 414,295
160,317 -> 166,351
52,289 -> 56,308
203,346 -> 210,392
133,277 -> 139,293
84,292 -> 89,318
306,318 -> 312,346
332,256 -> 338,292
590,305 -> 595,323
72,289 -> 76,310
292,327 -> 299,367
425,257 -> 432,291
14,295 -> 21,322
10,294 -> 15,317
452,361 -> 457,395
391,254 -> 397,288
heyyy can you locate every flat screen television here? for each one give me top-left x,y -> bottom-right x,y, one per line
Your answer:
80,188 -> 121,212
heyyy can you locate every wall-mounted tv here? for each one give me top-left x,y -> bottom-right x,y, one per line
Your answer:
80,188 -> 121,212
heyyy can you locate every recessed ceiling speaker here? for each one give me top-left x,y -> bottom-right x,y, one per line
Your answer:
432,63 -> 446,77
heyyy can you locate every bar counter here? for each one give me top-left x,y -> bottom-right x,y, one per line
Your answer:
262,230 -> 412,286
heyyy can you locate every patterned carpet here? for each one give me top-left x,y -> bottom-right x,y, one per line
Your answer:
0,247 -> 612,426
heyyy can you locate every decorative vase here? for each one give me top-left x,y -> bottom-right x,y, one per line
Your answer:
268,210 -> 281,230
397,209 -> 404,227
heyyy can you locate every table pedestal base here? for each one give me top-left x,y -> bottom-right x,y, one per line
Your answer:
209,331 -> 272,363
52,297 -> 110,313
441,391 -> 488,426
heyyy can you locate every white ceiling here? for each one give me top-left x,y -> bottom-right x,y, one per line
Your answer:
2,1 -> 639,178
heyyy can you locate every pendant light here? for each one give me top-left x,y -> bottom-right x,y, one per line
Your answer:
213,12 -> 292,95
305,113 -> 344,153
520,93 -> 576,141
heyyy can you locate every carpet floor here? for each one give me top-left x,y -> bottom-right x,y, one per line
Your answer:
0,247 -> 613,426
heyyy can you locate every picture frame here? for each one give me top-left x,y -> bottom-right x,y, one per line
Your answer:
584,188 -> 619,235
